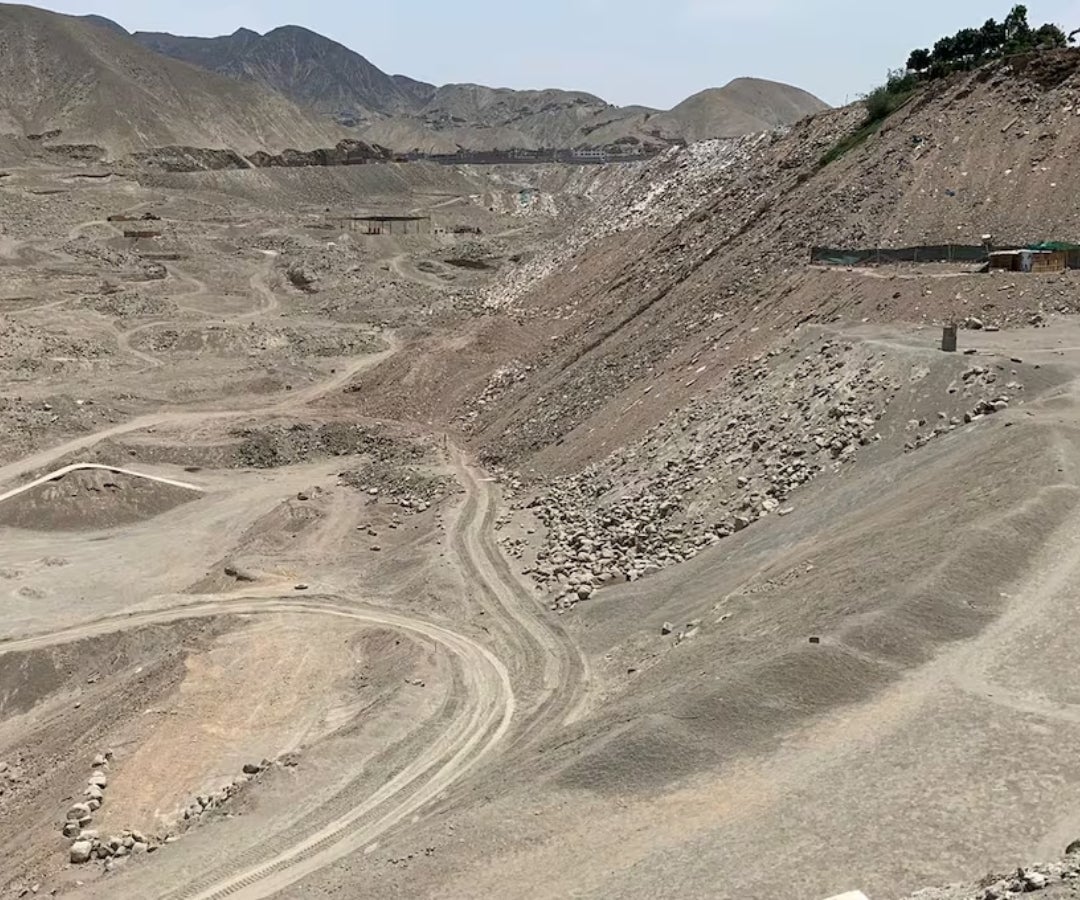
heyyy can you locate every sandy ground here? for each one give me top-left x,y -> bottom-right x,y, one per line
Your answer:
5,151 -> 1080,900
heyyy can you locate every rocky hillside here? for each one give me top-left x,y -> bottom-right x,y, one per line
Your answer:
0,4 -> 342,157
122,19 -> 827,151
453,49 -> 1080,468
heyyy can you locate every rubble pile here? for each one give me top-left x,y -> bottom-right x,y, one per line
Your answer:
508,337 -> 899,609
340,462 -> 449,513
504,335 -> 1030,610
478,124 -> 858,314
904,845 -> 1080,899
232,422 -> 426,469
458,361 -> 531,431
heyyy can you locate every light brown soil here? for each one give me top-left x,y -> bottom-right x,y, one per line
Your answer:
7,55 -> 1080,900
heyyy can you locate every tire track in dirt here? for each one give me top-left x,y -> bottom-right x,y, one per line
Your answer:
448,446 -> 590,734
0,593 -> 514,900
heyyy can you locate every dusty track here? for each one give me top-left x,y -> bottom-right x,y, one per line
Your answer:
448,448 -> 590,733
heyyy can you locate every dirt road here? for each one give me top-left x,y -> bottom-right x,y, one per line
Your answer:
0,593 -> 514,900
0,332 -> 400,487
0,392 -> 585,899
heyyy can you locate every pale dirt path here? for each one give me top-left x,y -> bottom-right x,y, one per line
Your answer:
0,332 -> 400,489
448,447 -> 591,733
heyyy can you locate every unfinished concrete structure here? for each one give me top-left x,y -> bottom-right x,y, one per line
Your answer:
344,215 -> 432,236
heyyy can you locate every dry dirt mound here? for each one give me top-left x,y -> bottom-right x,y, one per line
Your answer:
0,468 -> 201,531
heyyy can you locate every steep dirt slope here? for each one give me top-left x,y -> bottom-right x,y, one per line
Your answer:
398,49 -> 1080,473
0,4 -> 342,156
286,52 -> 1080,900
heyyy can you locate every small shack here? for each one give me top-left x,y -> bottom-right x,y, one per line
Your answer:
988,248 -> 1067,273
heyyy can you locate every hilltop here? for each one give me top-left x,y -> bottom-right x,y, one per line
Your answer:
0,4 -> 342,158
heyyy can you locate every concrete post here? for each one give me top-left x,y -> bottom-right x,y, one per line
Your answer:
941,324 -> 958,352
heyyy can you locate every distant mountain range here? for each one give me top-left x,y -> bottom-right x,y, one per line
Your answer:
124,19 -> 828,154
0,4 -> 829,159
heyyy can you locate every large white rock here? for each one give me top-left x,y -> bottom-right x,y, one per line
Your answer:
69,841 -> 93,864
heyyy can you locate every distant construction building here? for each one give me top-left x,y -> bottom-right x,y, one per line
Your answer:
342,215 -> 432,236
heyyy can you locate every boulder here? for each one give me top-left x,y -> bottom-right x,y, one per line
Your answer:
66,803 -> 91,822
69,841 -> 93,864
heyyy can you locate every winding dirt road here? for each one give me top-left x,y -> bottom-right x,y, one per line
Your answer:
0,365 -> 584,899
0,443 -> 581,898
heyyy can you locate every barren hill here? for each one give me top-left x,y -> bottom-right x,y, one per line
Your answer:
0,4 -> 342,157
127,21 -> 828,151
651,77 -> 830,140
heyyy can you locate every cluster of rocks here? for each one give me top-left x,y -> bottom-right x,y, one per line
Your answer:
507,338 -> 899,609
177,759 -> 274,828
340,463 -> 448,514
64,751 -> 159,866
903,844 -> 1080,898
458,362 -> 531,432
232,422 -> 424,470
904,363 -> 1023,453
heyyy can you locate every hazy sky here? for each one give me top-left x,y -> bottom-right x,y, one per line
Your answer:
32,0 -> 1080,108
